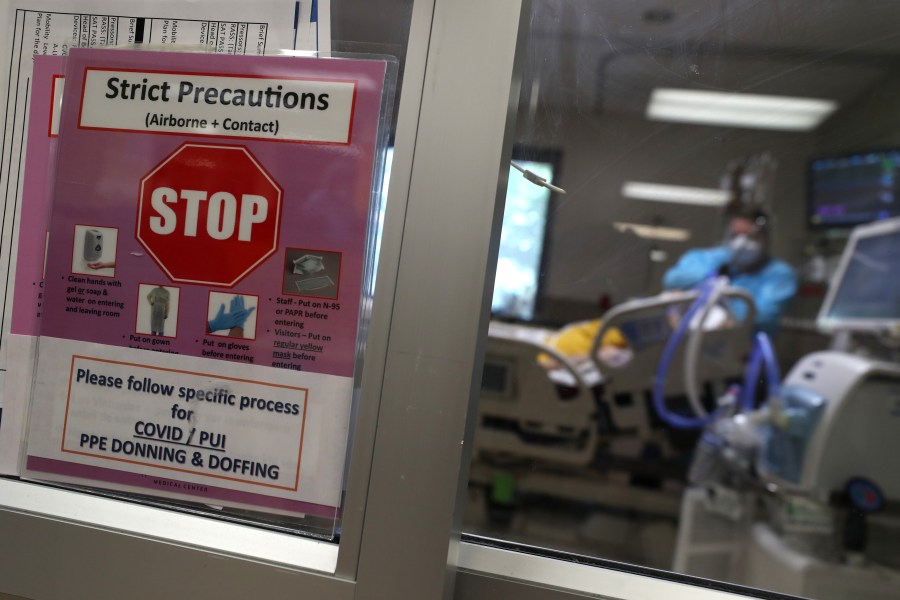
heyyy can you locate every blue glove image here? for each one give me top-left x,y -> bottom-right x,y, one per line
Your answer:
207,296 -> 256,333
228,295 -> 256,327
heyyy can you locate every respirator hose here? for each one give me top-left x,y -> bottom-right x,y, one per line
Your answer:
740,332 -> 781,412
684,276 -> 729,419
653,283 -> 781,429
652,279 -> 717,430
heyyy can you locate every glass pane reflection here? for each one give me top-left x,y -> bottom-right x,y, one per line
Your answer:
466,2 -> 900,599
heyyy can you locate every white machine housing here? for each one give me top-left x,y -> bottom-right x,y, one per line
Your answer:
759,350 -> 900,502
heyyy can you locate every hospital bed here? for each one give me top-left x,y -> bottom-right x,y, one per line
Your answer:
474,287 -> 756,467
474,321 -> 600,466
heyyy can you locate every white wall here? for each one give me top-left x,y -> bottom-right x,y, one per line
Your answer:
515,109 -> 815,323
817,67 -> 900,152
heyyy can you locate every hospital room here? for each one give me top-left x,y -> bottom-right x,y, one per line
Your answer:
2,1 -> 899,598
462,2 -> 900,598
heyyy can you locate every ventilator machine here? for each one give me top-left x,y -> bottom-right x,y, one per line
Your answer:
472,217 -> 900,597
674,216 -> 900,599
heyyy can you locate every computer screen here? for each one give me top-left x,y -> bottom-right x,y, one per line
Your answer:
808,150 -> 900,228
819,217 -> 900,329
490,158 -> 556,322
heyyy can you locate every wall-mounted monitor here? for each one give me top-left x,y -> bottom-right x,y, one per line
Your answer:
808,149 -> 900,229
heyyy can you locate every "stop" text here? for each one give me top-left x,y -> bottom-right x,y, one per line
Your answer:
148,187 -> 268,241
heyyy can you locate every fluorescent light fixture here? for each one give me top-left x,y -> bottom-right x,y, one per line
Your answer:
647,88 -> 838,131
622,181 -> 731,207
613,221 -> 691,242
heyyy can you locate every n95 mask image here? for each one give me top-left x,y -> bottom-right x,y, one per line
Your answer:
293,254 -> 325,275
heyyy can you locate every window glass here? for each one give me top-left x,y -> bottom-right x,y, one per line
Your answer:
2,0 -> 413,546
466,2 -> 900,598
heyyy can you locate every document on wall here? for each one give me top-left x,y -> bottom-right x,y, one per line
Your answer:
0,55 -> 62,474
24,47 -> 389,519
0,0 -> 332,474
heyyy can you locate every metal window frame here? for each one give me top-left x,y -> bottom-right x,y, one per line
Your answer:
456,541 -> 773,600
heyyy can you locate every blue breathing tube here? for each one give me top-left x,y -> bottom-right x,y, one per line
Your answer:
652,279 -> 717,430
740,332 -> 781,412
652,281 -> 781,429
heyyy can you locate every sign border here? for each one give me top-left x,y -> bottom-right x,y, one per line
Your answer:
77,66 -> 359,145
60,354 -> 309,492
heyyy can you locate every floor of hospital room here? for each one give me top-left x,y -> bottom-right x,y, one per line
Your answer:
463,485 -> 679,570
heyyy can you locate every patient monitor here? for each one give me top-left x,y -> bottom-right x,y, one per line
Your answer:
818,217 -> 900,334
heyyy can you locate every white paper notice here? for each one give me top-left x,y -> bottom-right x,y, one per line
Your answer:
26,338 -> 351,512
0,0 -> 302,474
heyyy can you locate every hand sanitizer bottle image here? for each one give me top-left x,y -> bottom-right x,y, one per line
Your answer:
83,228 -> 103,262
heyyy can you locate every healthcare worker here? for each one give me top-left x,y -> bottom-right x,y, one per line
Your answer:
662,207 -> 797,337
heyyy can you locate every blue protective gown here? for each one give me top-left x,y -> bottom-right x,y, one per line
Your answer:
662,246 -> 798,337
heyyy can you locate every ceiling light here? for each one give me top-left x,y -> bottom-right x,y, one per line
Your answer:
646,88 -> 838,131
622,181 -> 731,207
613,221 -> 690,242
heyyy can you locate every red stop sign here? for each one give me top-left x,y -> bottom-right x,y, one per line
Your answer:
137,143 -> 282,287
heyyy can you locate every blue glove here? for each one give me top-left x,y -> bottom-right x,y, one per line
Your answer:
228,295 -> 256,328
207,303 -> 234,332
207,298 -> 256,332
